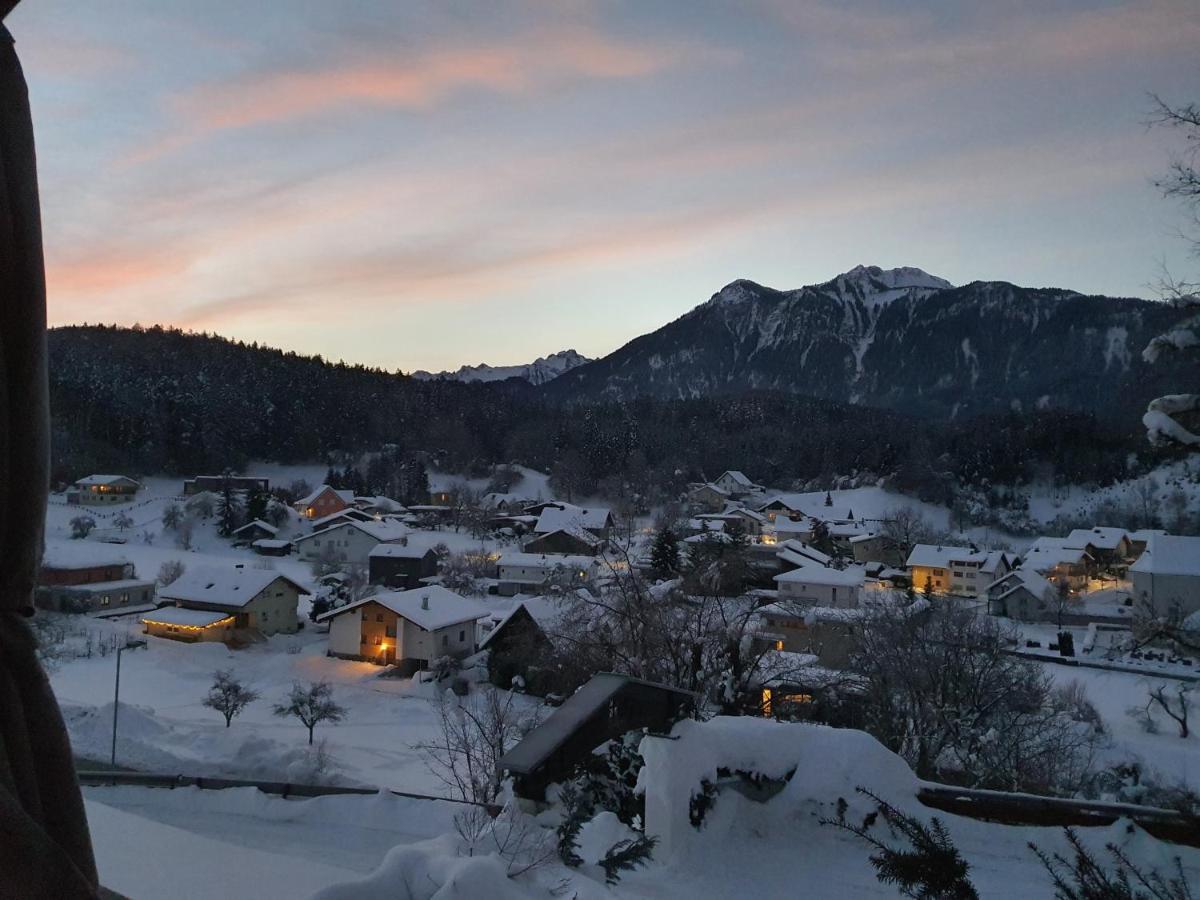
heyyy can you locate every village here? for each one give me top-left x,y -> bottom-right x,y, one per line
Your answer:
31,463 -> 1200,897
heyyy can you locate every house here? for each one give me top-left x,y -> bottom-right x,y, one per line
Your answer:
828,521 -> 873,554
1064,527 -> 1133,568
985,569 -> 1056,621
686,483 -> 730,513
481,493 -> 537,514
773,562 -> 868,608
759,493 -> 855,524
756,604 -> 865,669
428,488 -> 458,507
37,549 -> 155,614
293,519 -> 413,565
499,673 -> 695,802
294,485 -> 353,520
67,475 -> 139,505
525,526 -> 605,556
138,607 -> 240,643
850,533 -> 902,566
496,552 -> 596,596
1022,543 -> 1093,590
230,519 -> 278,544
533,503 -> 614,541
695,507 -> 768,538
152,565 -> 308,640
1128,529 -> 1168,559
319,585 -> 488,673
1129,534 -> 1200,619
480,599 -> 559,691
906,545 -> 1014,598
368,543 -> 439,590
309,508 -> 375,530
773,516 -> 814,544
710,471 -> 766,499
183,475 -> 269,496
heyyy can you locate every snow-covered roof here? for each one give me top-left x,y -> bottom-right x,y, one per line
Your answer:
1129,529 -> 1169,543
368,543 -> 436,560
41,543 -> 130,570
1065,527 -> 1129,551
251,539 -> 291,549
774,563 -> 866,588
59,578 -> 155,593
140,607 -> 234,628
759,493 -> 854,521
776,540 -> 833,568
295,519 -> 412,544
1023,544 -> 1091,570
718,471 -> 755,487
231,519 -> 278,537
498,552 -> 596,570
158,565 -> 310,609
1129,534 -> 1200,577
829,522 -> 871,538
499,673 -> 694,776
988,568 -> 1053,601
530,524 -> 604,548
479,598 -> 564,649
73,474 -> 139,487
906,544 -> 990,568
318,585 -> 489,631
534,503 -> 612,534
688,517 -> 726,531
296,485 -> 354,507
688,483 -> 729,497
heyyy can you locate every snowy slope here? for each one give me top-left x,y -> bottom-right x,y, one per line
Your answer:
411,349 -> 591,385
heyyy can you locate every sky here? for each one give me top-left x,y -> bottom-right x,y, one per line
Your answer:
11,0 -> 1200,372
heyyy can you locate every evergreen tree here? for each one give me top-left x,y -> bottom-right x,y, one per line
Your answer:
825,491 -> 834,507
822,787 -> 978,900
217,473 -> 242,537
245,488 -> 269,524
810,519 -> 835,556
649,527 -> 680,577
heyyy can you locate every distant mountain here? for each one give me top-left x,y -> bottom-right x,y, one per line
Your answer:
411,349 -> 591,385
544,265 -> 1198,420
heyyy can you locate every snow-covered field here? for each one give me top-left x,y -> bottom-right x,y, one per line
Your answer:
81,719 -> 1200,900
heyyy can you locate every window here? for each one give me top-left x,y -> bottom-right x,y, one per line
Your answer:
262,611 -> 269,622
100,595 -> 110,606
442,634 -> 449,648
376,613 -> 384,623
459,630 -> 465,642
362,610 -> 369,620
385,626 -> 396,637
374,635 -> 382,645
361,635 -> 367,644
120,592 -> 129,604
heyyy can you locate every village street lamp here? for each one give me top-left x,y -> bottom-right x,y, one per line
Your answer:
111,638 -> 147,768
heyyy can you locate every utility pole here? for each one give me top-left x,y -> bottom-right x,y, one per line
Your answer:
111,638 -> 147,768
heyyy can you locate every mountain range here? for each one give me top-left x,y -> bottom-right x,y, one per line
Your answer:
411,349 -> 591,385
543,265 -> 1196,421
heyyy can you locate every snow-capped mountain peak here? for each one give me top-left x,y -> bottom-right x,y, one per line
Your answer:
839,264 -> 952,292
411,349 -> 591,385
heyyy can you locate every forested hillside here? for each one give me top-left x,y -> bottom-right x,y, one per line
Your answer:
49,326 -> 1167,512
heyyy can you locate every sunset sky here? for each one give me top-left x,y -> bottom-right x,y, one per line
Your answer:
12,0 -> 1200,372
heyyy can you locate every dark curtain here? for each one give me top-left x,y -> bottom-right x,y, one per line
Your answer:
0,12 -> 101,899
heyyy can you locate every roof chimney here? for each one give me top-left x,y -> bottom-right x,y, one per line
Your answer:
421,594 -> 429,610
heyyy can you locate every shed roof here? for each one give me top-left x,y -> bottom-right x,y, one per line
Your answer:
499,673 -> 694,775
140,607 -> 233,628
534,503 -> 613,534
74,474 -> 139,487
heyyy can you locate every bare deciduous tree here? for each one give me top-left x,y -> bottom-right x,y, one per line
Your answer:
202,670 -> 259,728
273,681 -> 346,745
1148,683 -> 1192,739
850,601 -> 1106,794
413,687 -> 531,805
